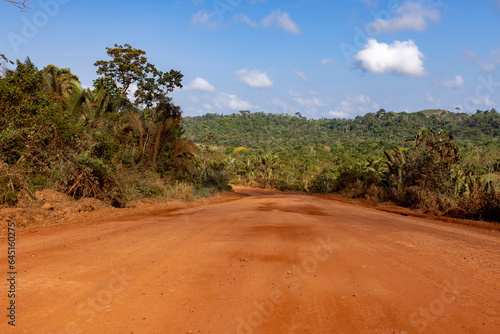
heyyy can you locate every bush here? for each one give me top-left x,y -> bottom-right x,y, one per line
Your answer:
191,158 -> 231,191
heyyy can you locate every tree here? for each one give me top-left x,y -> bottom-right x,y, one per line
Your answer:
94,44 -> 192,169
0,54 -> 14,78
94,44 -> 148,99
93,77 -> 119,99
134,63 -> 183,109
42,64 -> 80,97
1,54 -> 14,65
94,44 -> 183,109
0,58 -> 71,166
384,128 -> 461,201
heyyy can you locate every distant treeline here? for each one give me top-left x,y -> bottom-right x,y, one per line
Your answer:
183,109 -> 500,148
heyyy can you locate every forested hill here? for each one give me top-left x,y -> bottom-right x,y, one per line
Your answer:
182,109 -> 500,148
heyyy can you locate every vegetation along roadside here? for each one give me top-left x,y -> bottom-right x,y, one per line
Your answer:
1,45 -> 499,223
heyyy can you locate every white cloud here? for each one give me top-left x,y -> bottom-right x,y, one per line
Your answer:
191,10 -> 220,29
262,9 -> 301,34
346,94 -> 370,105
321,58 -> 335,65
333,94 -> 379,117
236,69 -> 273,88
478,62 -> 497,72
435,75 -> 464,89
232,14 -> 258,28
368,1 -> 440,33
474,96 -> 496,107
61,52 -> 76,58
185,77 -> 216,91
293,97 -> 327,108
457,96 -> 496,112
359,0 -> 378,8
426,92 -> 435,103
214,93 -> 252,111
464,49 -> 476,62
204,103 -> 212,110
354,39 -> 426,77
466,48 -> 500,72
292,69 -> 310,82
127,84 -> 138,102
271,98 -> 295,114
329,110 -> 350,118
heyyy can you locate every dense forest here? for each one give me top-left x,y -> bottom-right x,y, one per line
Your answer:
183,109 -> 500,148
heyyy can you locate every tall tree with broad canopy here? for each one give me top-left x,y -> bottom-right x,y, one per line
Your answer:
94,44 -> 192,168
94,44 -> 183,106
94,44 -> 148,100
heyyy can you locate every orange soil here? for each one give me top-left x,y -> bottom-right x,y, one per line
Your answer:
1,186 -> 499,333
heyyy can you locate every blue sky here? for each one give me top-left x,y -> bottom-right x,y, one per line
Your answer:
1,0 -> 500,118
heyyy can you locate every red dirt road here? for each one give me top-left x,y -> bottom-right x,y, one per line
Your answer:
1,188 -> 499,333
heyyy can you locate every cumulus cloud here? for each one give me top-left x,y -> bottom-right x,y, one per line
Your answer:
426,92 -> 435,103
332,94 -> 379,117
232,14 -> 259,28
435,75 -> 464,89
185,77 -> 216,91
329,110 -> 350,118
214,93 -> 252,111
262,9 -> 301,34
460,96 -> 496,112
191,10 -> 220,29
271,98 -> 296,114
354,39 -> 426,77
236,69 -> 273,88
359,0 -> 378,8
465,48 -> 500,72
292,69 -> 310,82
321,58 -> 335,65
368,1 -> 440,33
293,96 -> 327,108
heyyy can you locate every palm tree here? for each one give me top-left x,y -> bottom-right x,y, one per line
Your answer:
124,102 -> 196,168
42,65 -> 80,98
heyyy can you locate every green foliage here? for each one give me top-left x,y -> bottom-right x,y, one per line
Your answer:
191,156 -> 231,191
0,58 -> 75,168
0,175 -> 18,205
195,123 -> 500,222
384,128 -> 461,203
0,47 -> 196,207
94,44 -> 148,99
183,109 -> 500,149
93,43 -> 183,109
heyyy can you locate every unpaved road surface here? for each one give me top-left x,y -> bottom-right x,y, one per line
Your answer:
1,188 -> 499,334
